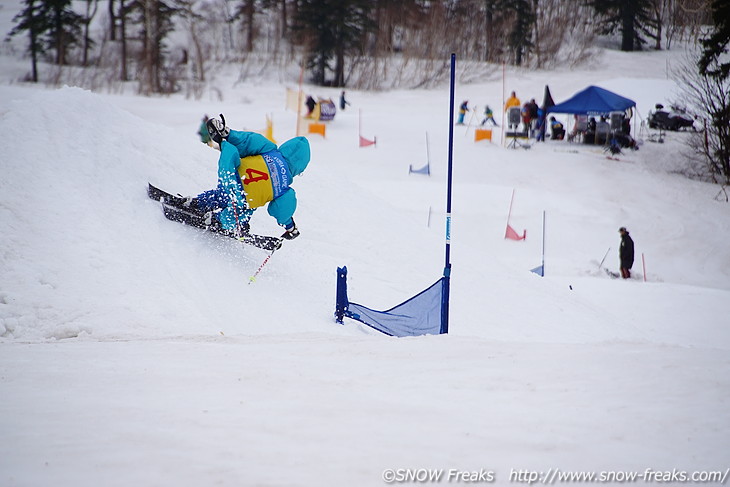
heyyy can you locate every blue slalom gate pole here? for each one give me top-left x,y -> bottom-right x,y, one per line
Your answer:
441,53 -> 456,334
542,210 -> 545,277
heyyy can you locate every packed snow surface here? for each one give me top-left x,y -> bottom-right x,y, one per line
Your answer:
1,35 -> 729,486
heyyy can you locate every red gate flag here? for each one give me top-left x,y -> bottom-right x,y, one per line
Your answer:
505,224 -> 526,240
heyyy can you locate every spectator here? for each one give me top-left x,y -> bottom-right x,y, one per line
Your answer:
618,227 -> 635,279
339,91 -> 350,111
549,116 -> 565,140
585,117 -> 597,144
504,91 -> 521,112
305,95 -> 317,117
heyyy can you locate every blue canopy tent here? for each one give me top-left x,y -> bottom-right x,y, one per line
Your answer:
547,85 -> 635,116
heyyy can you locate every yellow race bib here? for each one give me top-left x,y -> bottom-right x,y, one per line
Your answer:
237,155 -> 273,209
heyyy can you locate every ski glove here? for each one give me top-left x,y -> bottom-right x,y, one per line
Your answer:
206,114 -> 230,145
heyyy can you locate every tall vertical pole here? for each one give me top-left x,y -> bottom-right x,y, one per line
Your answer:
425,131 -> 431,175
541,211 -> 546,277
441,53 -> 456,334
501,62 -> 506,144
506,188 -> 516,228
295,63 -> 304,137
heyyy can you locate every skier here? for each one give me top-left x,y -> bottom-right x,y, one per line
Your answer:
457,100 -> 469,125
181,115 -> 310,240
618,227 -> 634,279
480,105 -> 498,126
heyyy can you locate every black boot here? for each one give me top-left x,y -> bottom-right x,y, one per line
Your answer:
281,219 -> 300,240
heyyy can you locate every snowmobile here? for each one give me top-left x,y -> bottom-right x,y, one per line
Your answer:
647,104 -> 695,131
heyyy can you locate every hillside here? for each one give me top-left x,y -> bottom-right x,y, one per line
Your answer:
1,36 -> 729,487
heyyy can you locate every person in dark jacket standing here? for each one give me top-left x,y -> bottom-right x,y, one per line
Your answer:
339,91 -> 350,110
619,227 -> 634,279
305,95 -> 317,117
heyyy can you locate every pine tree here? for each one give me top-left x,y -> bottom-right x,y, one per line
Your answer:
698,0 -> 730,81
81,0 -> 99,66
588,0 -> 657,51
503,0 -> 535,65
42,0 -> 83,65
127,0 -> 180,94
6,0 -> 82,80
6,0 -> 46,82
293,0 -> 374,86
694,0 -> 730,184
233,0 -> 257,53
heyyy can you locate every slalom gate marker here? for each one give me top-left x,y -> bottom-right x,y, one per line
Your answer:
308,122 -> 326,137
359,135 -> 376,147
408,132 -> 431,176
504,189 -> 526,240
263,114 -> 277,144
475,128 -> 492,142
294,63 -> 305,136
408,163 -> 430,175
358,109 -> 376,147
530,211 -> 546,277
334,54 -> 458,337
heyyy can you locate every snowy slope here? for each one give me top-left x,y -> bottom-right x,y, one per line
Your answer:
1,42 -> 729,486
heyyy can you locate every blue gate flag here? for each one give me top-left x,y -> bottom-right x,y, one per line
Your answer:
409,162 -> 431,175
332,55 -> 455,338
530,211 -> 546,277
335,267 -> 447,337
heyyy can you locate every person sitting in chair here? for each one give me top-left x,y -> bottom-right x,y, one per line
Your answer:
549,116 -> 565,140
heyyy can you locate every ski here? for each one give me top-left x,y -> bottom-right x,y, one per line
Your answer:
604,268 -> 620,279
148,183 -> 283,251
148,183 -> 190,208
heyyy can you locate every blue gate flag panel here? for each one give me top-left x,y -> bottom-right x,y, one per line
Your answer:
409,163 -> 430,175
335,267 -> 447,337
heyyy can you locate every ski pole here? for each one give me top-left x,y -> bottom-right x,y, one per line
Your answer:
465,105 -> 477,136
598,247 -> 611,269
248,248 -> 276,284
